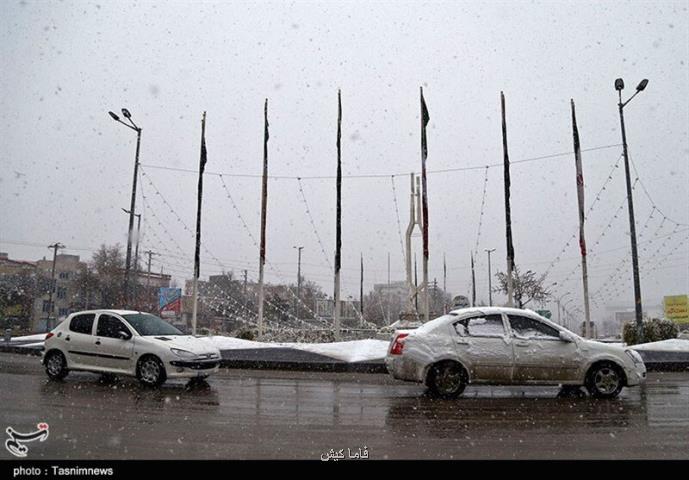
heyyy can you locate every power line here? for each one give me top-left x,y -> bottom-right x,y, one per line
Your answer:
139,143 -> 623,180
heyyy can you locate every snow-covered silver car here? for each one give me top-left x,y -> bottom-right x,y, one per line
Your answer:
386,307 -> 646,399
42,310 -> 221,386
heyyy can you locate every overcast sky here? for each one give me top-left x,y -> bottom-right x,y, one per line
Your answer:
1,0 -> 687,319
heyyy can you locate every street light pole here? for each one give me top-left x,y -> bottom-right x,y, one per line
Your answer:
615,78 -> 648,343
485,248 -> 496,305
122,208 -> 141,307
109,108 -> 142,308
293,246 -> 303,319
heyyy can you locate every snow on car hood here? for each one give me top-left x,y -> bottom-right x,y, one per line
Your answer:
142,335 -> 220,355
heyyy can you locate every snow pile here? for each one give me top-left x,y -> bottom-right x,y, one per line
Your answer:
8,333 -> 48,343
630,338 -> 689,353
200,336 -> 389,363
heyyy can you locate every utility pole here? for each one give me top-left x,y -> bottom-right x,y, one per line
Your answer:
387,252 -> 390,285
443,253 -> 447,313
615,77 -> 649,343
293,246 -> 303,320
108,108 -> 141,307
470,252 -> 476,307
485,248 -> 495,305
243,270 -> 248,306
46,243 -> 65,331
360,253 -> 364,321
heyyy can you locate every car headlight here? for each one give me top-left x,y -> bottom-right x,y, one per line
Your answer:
626,349 -> 644,365
170,348 -> 197,359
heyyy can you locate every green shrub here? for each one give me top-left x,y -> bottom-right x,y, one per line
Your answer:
623,318 -> 679,345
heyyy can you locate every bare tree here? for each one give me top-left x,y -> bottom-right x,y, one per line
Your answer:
494,266 -> 551,308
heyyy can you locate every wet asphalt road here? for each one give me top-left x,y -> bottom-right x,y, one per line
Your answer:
0,353 -> 687,460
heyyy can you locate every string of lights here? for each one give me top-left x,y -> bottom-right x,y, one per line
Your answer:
296,177 -> 333,272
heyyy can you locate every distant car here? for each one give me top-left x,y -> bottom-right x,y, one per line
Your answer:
42,310 -> 221,386
386,307 -> 646,399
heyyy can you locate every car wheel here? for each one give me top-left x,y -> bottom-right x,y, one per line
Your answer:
586,362 -> 624,399
428,361 -> 467,399
45,351 -> 69,380
137,356 -> 166,387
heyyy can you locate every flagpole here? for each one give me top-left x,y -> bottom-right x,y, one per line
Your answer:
258,99 -> 269,339
333,90 -> 342,340
571,99 -> 592,337
191,111 -> 207,336
501,92 -> 515,307
420,87 -> 430,322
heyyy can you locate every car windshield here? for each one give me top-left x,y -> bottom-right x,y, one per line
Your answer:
122,313 -> 183,336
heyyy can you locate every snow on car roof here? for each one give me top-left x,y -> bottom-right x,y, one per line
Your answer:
68,309 -> 143,316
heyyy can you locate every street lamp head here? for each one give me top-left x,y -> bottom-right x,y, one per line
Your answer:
636,79 -> 649,92
121,108 -> 132,118
108,111 -> 120,121
614,78 -> 625,91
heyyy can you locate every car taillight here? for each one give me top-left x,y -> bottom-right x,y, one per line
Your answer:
390,333 -> 409,355
45,332 -> 54,340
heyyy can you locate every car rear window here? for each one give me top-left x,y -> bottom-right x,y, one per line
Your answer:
69,313 -> 96,335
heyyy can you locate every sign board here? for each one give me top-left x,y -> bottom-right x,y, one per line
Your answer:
536,309 -> 552,319
159,288 -> 182,318
664,295 -> 689,325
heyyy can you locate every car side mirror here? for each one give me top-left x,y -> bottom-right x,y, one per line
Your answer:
117,330 -> 131,340
559,330 -> 575,343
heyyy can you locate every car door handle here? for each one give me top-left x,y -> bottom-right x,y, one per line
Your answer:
456,339 -> 469,345
95,340 -> 101,345
65,336 -> 70,342
515,341 -> 529,347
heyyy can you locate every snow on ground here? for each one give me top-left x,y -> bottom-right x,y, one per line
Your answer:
201,336 -> 389,362
290,339 -> 389,362
630,338 -> 689,352
9,333 -> 48,343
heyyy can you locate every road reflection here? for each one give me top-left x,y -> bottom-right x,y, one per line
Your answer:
385,385 -> 649,439
39,374 -> 220,411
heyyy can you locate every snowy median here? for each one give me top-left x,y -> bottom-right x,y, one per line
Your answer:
3,334 -> 689,371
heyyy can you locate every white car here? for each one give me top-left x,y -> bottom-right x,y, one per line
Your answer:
42,310 -> 221,386
386,307 -> 646,399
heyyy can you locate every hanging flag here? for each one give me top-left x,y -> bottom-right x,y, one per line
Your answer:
421,87 -> 430,160
501,92 -> 515,272
420,87 -> 430,261
572,100 -> 587,257
194,112 -> 207,279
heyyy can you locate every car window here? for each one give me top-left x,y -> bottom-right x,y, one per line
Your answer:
454,314 -> 505,337
69,313 -> 95,335
508,315 -> 560,340
96,314 -> 130,339
122,313 -> 183,336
